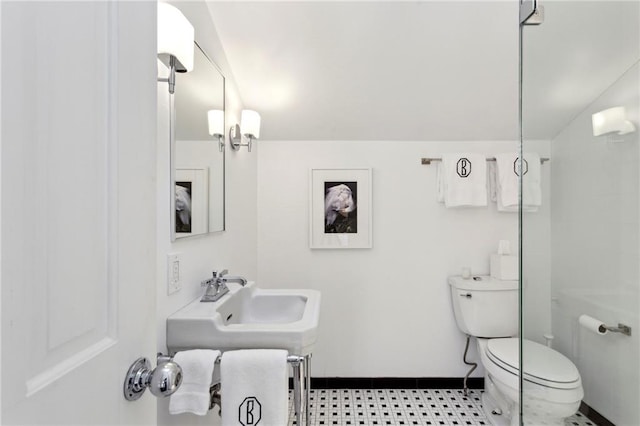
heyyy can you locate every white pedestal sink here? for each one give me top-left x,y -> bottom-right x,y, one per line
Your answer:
166,282 -> 321,356
167,281 -> 320,426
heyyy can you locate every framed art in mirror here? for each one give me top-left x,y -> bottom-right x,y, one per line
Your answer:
175,168 -> 208,237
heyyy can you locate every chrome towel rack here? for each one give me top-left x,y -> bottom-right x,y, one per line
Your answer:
152,352 -> 309,426
420,156 -> 550,165
157,353 -> 304,365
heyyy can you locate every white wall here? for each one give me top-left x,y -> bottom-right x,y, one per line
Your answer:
550,62 -> 640,425
257,140 -> 550,378
522,154 -> 553,343
156,3 -> 256,426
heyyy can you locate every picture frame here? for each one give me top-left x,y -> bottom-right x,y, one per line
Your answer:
175,168 -> 209,238
309,168 -> 372,249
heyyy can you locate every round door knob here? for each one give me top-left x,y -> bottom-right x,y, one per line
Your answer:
149,361 -> 183,397
124,357 -> 183,401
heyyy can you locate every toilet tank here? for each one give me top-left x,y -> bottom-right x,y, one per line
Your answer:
448,276 -> 518,338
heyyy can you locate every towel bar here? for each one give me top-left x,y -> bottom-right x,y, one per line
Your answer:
216,354 -> 304,364
421,156 -> 550,165
156,352 -> 310,426
157,352 -> 304,365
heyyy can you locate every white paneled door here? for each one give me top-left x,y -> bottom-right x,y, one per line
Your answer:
2,2 -> 158,424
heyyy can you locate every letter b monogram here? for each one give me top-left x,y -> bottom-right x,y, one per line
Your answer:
456,158 -> 472,178
239,397 -> 262,425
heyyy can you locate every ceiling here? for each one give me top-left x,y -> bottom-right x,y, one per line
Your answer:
522,1 -> 639,140
205,1 -> 639,141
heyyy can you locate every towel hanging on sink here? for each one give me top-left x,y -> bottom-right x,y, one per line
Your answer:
169,349 -> 220,416
221,349 -> 289,426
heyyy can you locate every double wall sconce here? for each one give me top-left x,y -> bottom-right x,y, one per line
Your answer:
229,110 -> 261,152
592,106 -> 636,137
208,109 -> 225,152
157,3 -> 194,94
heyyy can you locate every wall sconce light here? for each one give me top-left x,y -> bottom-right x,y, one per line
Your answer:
157,3 -> 195,94
592,106 -> 636,137
230,110 -> 261,152
208,110 -> 225,152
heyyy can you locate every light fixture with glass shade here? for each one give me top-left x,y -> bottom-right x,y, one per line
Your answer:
157,2 -> 195,94
208,109 -> 225,152
230,110 -> 261,152
592,106 -> 636,137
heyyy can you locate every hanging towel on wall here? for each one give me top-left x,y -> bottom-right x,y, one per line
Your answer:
488,161 -> 498,203
437,154 -> 487,207
221,349 -> 289,426
494,153 -> 541,212
169,349 -> 220,416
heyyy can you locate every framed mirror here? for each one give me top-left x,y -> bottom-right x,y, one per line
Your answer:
172,42 -> 225,240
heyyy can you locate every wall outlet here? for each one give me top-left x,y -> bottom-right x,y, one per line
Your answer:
167,253 -> 182,295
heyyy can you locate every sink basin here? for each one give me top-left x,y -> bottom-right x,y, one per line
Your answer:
167,282 -> 321,355
221,293 -> 307,325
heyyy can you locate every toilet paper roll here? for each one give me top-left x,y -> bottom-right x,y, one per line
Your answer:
579,314 -> 608,335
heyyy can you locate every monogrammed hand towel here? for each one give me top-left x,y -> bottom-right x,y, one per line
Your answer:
221,349 -> 288,426
438,153 -> 487,207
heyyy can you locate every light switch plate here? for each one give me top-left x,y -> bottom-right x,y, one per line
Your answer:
167,253 -> 181,295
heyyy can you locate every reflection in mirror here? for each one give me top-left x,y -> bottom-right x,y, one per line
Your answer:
172,42 -> 225,240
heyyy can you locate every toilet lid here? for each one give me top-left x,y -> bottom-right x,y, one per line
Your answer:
487,338 -> 581,389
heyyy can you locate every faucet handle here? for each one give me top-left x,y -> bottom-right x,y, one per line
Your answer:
201,278 -> 215,287
213,269 -> 228,278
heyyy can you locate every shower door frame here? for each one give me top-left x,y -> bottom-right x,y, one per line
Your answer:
518,1 -> 542,424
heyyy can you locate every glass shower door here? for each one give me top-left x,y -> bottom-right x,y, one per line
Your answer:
521,1 -> 640,425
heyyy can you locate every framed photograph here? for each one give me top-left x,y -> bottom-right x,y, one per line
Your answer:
175,168 -> 209,238
309,168 -> 372,249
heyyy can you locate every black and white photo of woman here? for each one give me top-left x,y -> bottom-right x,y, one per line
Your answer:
324,181 -> 357,234
175,182 -> 192,233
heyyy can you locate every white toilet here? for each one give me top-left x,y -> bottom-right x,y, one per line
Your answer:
448,275 -> 583,426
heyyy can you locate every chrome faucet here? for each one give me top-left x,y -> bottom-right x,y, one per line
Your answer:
222,274 -> 247,287
200,269 -> 247,302
200,270 -> 230,302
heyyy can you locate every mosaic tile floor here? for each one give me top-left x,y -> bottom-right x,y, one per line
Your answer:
287,389 -> 597,426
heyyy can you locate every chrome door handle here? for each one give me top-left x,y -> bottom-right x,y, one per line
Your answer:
124,356 -> 182,401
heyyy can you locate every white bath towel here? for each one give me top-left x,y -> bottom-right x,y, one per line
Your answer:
494,153 -> 541,212
169,349 -> 220,416
221,349 -> 289,426
488,161 -> 498,203
437,154 -> 487,207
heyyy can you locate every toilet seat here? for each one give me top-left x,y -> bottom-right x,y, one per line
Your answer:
486,338 -> 581,390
